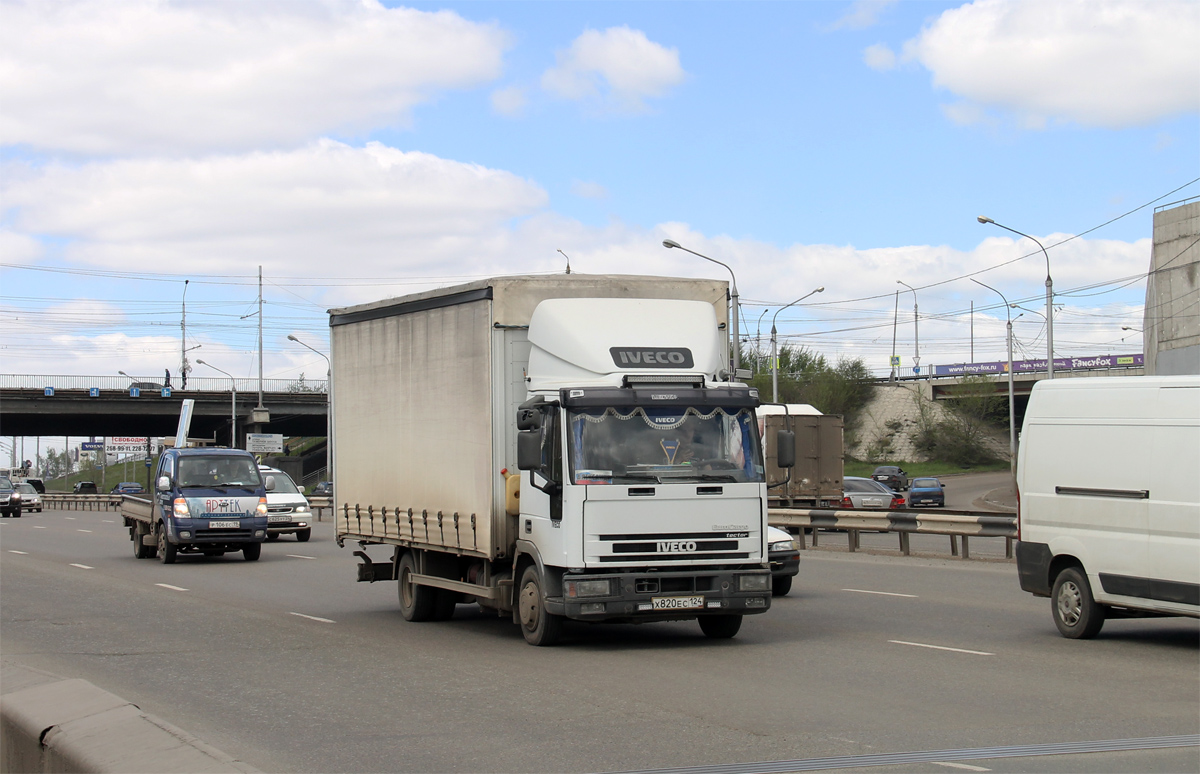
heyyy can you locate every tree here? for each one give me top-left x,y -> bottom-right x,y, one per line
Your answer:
910,375 -> 1004,466
746,343 -> 874,428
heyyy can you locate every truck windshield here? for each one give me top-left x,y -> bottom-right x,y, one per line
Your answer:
177,457 -> 262,488
568,406 -> 765,484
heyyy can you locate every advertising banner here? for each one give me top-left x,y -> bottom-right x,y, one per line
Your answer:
933,354 -> 1143,377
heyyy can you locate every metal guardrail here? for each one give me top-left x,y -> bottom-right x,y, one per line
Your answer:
769,506 -> 1016,559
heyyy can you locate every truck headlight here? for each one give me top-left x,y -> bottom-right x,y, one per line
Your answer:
256,498 -> 268,516
564,578 -> 613,598
173,497 -> 190,517
770,539 -> 798,552
737,574 -> 770,592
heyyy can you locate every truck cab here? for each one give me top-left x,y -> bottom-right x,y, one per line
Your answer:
151,447 -> 271,563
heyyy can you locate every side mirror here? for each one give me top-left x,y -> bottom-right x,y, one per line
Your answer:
156,476 -> 171,492
776,430 -> 796,469
516,408 -> 542,431
264,475 -> 276,492
517,431 -> 542,471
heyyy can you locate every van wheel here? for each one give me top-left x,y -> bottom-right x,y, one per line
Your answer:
156,523 -> 176,564
1052,567 -> 1105,639
699,614 -> 743,639
242,543 -> 262,561
518,565 -> 563,646
398,552 -> 436,622
295,529 -> 311,542
266,533 -> 280,541
771,576 -> 792,597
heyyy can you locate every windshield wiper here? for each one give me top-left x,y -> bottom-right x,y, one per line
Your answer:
610,473 -> 661,484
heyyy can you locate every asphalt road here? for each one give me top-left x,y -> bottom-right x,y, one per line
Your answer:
2,505 -> 1197,774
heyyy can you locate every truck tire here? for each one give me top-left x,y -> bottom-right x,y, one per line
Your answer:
397,552 -> 437,622
517,565 -> 563,646
771,575 -> 792,597
295,529 -> 311,542
699,614 -> 742,639
133,524 -> 152,559
1051,566 -> 1105,639
156,523 -> 177,564
242,543 -> 262,561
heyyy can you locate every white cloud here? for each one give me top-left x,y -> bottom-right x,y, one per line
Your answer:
0,0 -> 510,155
901,0 -> 1200,129
541,27 -> 685,112
491,86 -> 528,117
0,227 -> 44,264
1,140 -> 548,277
862,43 -> 897,72
570,180 -> 608,200
830,0 -> 899,31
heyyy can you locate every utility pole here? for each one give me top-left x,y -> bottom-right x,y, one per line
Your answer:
970,301 -> 974,362
258,266 -> 264,409
890,290 -> 898,382
181,279 -> 190,389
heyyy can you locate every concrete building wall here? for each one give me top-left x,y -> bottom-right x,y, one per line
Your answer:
1145,200 -> 1200,375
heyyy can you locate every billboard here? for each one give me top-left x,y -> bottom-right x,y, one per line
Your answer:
933,354 -> 1143,377
106,437 -> 161,455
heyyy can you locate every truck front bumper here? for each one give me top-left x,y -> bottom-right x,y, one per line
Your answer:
550,568 -> 772,622
169,518 -> 269,545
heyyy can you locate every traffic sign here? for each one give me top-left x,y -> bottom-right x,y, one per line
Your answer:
890,356 -> 901,367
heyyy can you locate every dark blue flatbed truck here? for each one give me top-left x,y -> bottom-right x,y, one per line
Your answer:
122,447 -> 271,563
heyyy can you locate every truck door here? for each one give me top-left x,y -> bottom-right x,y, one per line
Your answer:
155,454 -> 174,521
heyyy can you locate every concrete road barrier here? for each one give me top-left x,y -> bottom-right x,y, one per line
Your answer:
1,661 -> 259,773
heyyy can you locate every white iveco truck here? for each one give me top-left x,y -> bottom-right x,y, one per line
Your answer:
331,274 -> 793,645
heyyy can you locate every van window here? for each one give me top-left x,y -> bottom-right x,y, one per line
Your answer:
178,457 -> 261,488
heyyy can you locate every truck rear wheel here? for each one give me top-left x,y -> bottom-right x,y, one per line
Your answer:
156,523 -> 176,564
518,565 -> 563,646
133,524 -> 153,559
1051,567 -> 1105,639
699,614 -> 742,639
242,543 -> 262,561
398,552 -> 436,622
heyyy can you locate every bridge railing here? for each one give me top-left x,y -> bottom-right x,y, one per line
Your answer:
0,375 -> 326,393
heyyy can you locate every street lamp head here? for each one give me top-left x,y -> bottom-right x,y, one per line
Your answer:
662,239 -> 681,250
815,287 -> 825,293
287,334 -> 298,342
196,359 -> 206,366
977,216 -> 994,224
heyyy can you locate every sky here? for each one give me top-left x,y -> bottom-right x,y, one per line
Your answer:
1,0 -> 1198,407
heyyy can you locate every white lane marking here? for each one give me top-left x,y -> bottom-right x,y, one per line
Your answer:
8,550 -> 29,555
286,554 -> 316,560
33,525 -> 47,529
890,640 -> 995,656
65,517 -> 76,520
933,762 -> 991,772
156,583 -> 189,592
844,588 -> 917,598
77,529 -> 93,533
101,519 -> 114,523
70,563 -> 94,570
289,612 -> 335,623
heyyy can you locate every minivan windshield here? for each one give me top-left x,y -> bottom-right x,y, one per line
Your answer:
568,406 -> 764,484
264,470 -> 302,494
177,457 -> 262,488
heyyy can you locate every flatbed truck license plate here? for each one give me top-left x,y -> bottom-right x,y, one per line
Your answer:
652,596 -> 704,610
208,520 -> 240,529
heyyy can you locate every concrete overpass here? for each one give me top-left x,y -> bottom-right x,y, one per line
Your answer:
0,375 -> 327,442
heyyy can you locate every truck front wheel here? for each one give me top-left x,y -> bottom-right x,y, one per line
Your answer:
398,552 -> 436,622
242,543 -> 262,561
699,614 -> 742,639
518,565 -> 563,646
156,523 -> 177,564
1051,566 -> 1105,639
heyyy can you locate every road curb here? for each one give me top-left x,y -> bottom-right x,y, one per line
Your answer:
1,661 -> 260,773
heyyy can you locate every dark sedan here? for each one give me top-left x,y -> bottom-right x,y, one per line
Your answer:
872,465 -> 909,491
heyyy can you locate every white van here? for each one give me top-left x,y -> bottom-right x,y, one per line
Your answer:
1016,375 -> 1199,638
258,465 -> 313,542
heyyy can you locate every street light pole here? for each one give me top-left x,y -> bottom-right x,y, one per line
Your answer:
971,279 -> 1016,480
662,239 -> 740,374
770,287 -> 824,403
756,307 -> 771,375
978,216 -> 1054,379
195,360 -> 237,447
897,280 -> 919,377
288,335 -> 333,490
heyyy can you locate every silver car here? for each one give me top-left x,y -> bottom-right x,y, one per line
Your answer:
16,483 -> 42,512
840,476 -> 905,509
